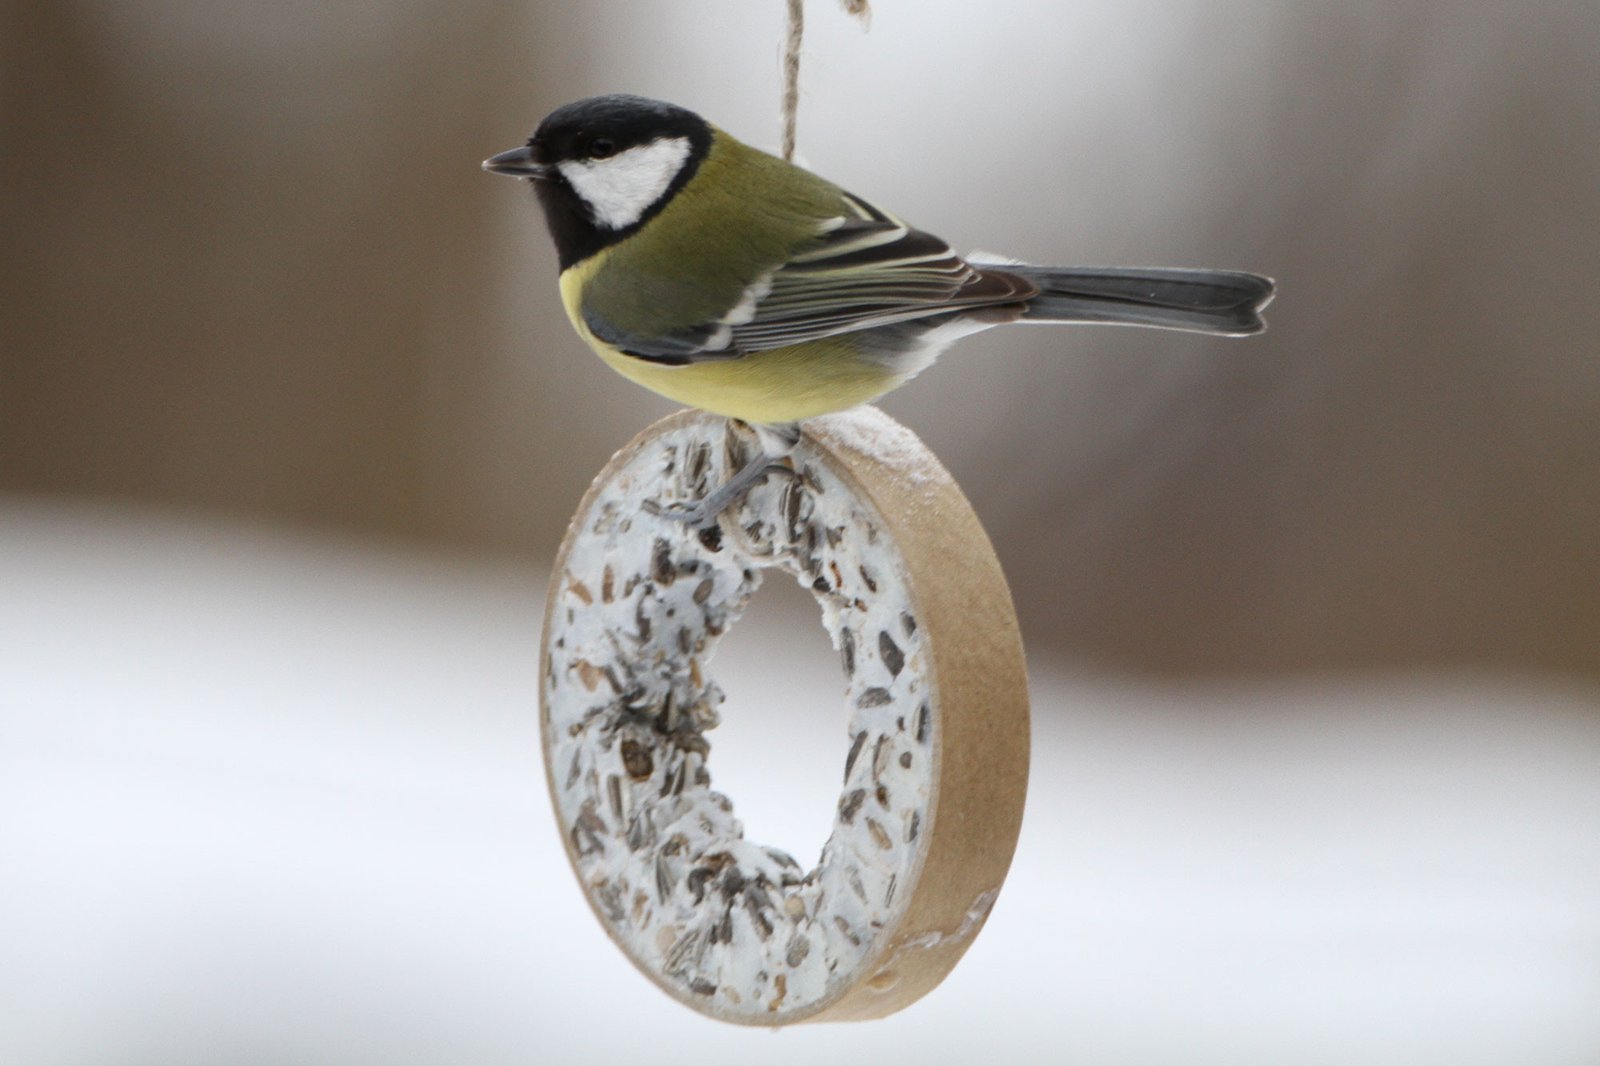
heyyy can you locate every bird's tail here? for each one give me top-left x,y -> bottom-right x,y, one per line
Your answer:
976,263 -> 1275,336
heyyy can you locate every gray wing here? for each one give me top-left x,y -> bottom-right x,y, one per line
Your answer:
585,193 -> 1036,367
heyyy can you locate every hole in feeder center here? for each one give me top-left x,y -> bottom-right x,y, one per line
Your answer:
706,566 -> 848,870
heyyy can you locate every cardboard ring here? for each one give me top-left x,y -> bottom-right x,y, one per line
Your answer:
540,407 -> 1029,1023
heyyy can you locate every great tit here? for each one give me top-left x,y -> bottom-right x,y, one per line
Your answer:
484,94 -> 1273,517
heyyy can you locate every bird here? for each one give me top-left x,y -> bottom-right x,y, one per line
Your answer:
484,93 -> 1274,521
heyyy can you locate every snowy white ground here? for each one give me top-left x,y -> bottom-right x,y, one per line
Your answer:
2,498 -> 1597,1065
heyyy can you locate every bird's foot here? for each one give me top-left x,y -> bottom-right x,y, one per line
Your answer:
646,454 -> 795,529
644,420 -> 802,529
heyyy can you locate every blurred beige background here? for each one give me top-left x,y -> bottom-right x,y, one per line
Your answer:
5,0 -> 1599,681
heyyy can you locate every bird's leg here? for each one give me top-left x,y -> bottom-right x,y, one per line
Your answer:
650,421 -> 801,529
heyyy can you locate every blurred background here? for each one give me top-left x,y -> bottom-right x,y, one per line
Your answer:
3,1 -> 1598,1063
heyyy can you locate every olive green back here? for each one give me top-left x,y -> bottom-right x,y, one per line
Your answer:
579,129 -> 848,337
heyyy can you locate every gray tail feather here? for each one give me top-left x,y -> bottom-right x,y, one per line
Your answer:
981,264 -> 1275,336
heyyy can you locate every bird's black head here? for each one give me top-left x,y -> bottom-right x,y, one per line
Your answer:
484,94 -> 713,269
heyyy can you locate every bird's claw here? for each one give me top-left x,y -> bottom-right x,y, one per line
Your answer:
645,460 -> 795,530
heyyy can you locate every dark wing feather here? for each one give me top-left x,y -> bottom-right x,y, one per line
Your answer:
590,193 -> 1035,365
582,312 -> 738,367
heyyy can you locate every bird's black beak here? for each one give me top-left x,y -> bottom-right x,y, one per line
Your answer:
482,145 -> 551,179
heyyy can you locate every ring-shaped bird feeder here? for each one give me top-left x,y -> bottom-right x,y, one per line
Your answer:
540,408 -> 1029,1023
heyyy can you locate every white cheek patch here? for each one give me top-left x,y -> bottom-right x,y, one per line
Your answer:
557,136 -> 693,230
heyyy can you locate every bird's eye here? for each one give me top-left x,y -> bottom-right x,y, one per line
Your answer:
589,138 -> 617,159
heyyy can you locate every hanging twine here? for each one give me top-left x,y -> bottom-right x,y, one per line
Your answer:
782,0 -> 871,162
